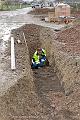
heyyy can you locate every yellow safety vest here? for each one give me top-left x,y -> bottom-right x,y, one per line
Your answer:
33,51 -> 40,64
42,49 -> 46,56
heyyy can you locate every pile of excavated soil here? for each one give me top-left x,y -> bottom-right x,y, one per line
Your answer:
28,8 -> 55,15
56,25 -> 80,55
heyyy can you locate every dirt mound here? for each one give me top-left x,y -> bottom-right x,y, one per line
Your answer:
28,8 -> 54,15
56,25 -> 80,55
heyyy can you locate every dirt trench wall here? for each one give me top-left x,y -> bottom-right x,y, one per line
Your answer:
0,24 -> 57,120
0,25 -> 35,97
39,26 -> 80,95
12,24 -> 54,65
15,24 -> 63,91
0,27 -> 35,120
40,27 -> 56,65
0,24 -> 80,120
12,24 -> 42,64
11,28 -> 34,91
11,24 -> 68,95
12,24 -> 80,95
52,40 -> 80,95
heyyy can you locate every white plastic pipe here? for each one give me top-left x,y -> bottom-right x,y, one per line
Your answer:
11,37 -> 16,70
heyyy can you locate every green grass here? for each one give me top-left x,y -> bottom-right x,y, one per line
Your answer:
0,4 -> 31,11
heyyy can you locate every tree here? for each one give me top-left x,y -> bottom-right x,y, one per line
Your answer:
5,0 -> 23,4
0,0 -> 5,10
55,0 -> 64,3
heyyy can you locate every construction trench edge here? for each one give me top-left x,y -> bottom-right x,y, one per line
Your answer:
12,23 -> 80,96
0,24 -> 80,120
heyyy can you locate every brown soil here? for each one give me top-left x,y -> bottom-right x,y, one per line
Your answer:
56,25 -> 80,56
28,8 -> 55,15
0,65 -> 80,120
0,24 -> 80,120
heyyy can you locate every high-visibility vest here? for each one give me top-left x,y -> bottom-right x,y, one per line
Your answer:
32,51 -> 40,64
42,49 -> 46,56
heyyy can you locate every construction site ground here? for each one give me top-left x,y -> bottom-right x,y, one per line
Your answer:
0,8 -> 80,120
0,8 -> 66,96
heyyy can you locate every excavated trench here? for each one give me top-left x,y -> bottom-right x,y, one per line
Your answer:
0,24 -> 79,120
16,24 -> 64,109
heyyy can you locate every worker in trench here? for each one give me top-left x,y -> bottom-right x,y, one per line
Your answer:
31,48 -> 48,69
